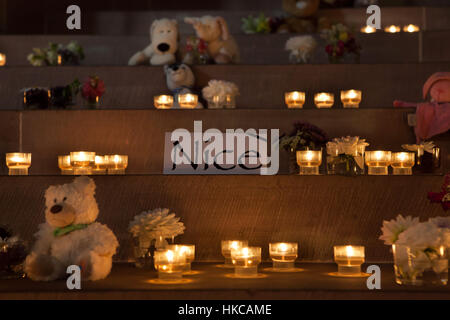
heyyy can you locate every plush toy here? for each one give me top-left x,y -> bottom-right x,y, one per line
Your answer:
25,176 -> 118,281
184,16 -> 240,64
165,63 -> 203,109
394,72 -> 450,142
128,18 -> 179,66
278,0 -> 321,33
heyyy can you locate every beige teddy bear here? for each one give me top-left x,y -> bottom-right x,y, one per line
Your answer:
25,176 -> 118,281
184,16 -> 239,64
129,18 -> 179,66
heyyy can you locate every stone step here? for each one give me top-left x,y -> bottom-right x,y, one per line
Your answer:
0,63 -> 447,110
1,32 -> 449,66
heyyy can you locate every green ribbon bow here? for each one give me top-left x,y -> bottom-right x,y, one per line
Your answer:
53,223 -> 90,237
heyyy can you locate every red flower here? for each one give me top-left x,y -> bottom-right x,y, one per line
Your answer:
198,39 -> 207,51
325,44 -> 333,54
337,40 -> 345,48
82,76 -> 105,101
186,44 -> 193,52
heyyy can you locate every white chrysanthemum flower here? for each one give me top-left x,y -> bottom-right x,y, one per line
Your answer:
202,80 -> 239,100
285,35 -> 317,52
327,136 -> 369,156
396,221 -> 445,248
379,215 -> 420,245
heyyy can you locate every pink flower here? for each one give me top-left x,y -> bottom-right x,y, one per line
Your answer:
82,76 -> 105,101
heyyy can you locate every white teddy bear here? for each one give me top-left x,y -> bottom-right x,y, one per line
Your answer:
165,63 -> 203,109
25,176 -> 118,281
128,18 -> 179,66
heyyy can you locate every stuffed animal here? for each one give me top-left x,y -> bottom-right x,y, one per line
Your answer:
24,176 -> 118,281
394,72 -> 450,142
165,63 -> 203,109
184,16 -> 239,64
278,0 -> 321,33
128,18 -> 179,66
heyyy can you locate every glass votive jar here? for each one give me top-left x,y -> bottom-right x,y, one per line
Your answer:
221,240 -> 248,267
224,94 -> 236,109
391,152 -> 415,175
105,155 -> 128,175
285,91 -> 305,109
334,245 -> 365,275
384,25 -> 401,33
154,249 -> 187,280
269,242 -> 298,269
58,155 -> 73,175
341,90 -> 362,108
70,151 -> 95,175
296,150 -> 322,175
178,93 -> 198,109
314,92 -> 334,108
0,53 -> 5,66
231,246 -> 262,277
403,24 -> 420,33
167,244 -> 195,273
154,95 -> 173,109
6,153 -> 31,175
93,155 -> 108,175
365,150 -> 391,175
208,95 -> 223,109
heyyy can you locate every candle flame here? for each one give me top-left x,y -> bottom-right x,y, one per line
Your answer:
385,25 -> 400,33
403,24 -> 419,33
279,243 -> 288,252
166,250 -> 174,262
361,26 -> 376,33
345,245 -> 354,257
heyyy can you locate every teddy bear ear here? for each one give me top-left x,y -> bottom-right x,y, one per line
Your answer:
73,176 -> 96,195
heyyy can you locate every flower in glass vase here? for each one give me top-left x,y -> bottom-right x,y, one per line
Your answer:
82,76 -> 105,108
326,136 -> 369,176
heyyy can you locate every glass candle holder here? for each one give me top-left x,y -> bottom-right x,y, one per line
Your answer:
296,150 -> 322,175
269,242 -> 298,269
105,155 -> 128,175
93,155 -> 108,175
6,153 -> 31,175
334,245 -> 365,275
391,152 -> 415,175
70,151 -> 95,175
360,26 -> 376,34
224,94 -> 236,109
154,249 -> 187,280
178,93 -> 198,109
403,24 -> 420,33
167,244 -> 195,273
231,246 -> 262,277
384,25 -> 401,33
221,240 -> 248,267
0,53 -> 5,66
154,95 -> 173,109
341,90 -> 362,108
314,92 -> 334,108
208,95 -> 223,109
58,155 -> 73,175
285,91 -> 305,109
365,151 -> 391,175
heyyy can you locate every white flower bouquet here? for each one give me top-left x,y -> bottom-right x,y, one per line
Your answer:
326,136 -> 369,175
202,80 -> 240,109
285,35 -> 317,64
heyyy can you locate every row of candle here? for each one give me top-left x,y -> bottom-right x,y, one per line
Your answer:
285,90 -> 361,109
0,53 -> 65,67
361,24 -> 420,34
154,94 -> 199,109
297,150 -> 415,175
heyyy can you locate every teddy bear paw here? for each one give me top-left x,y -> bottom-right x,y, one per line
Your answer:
25,254 -> 62,281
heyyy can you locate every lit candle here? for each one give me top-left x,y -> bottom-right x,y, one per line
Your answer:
391,152 -> 415,175
296,150 -> 322,175
93,155 -> 108,175
6,153 -> 31,175
269,242 -> 298,269
334,245 -> 365,275
360,26 -> 376,34
154,95 -> 173,109
231,246 -> 262,277
0,53 -> 6,66
384,25 -> 401,33
70,151 -> 95,175
178,93 -> 198,109
314,92 -> 334,108
365,150 -> 391,175
221,240 -> 248,267
224,94 -> 236,109
154,249 -> 187,280
341,89 -> 362,108
58,155 -> 73,175
105,155 -> 128,175
167,244 -> 195,273
57,55 -> 62,65
403,24 -> 420,33
285,91 -> 305,109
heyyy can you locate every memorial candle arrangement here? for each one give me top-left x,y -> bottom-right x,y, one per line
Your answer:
154,95 -> 174,109
391,152 -> 415,175
285,91 -> 305,109
178,94 -> 198,109
59,152 -> 129,175
314,93 -> 334,108
231,246 -> 262,277
0,53 -> 6,66
154,249 -> 187,280
296,150 -> 322,175
221,240 -> 248,267
269,242 -> 298,270
70,151 -> 95,175
5,153 -> 32,175
365,150 -> 391,175
333,245 -> 365,276
340,90 -> 362,108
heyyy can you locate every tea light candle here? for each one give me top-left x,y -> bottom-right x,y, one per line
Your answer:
167,244 -> 195,273
391,152 -> 415,175
58,155 -> 73,175
314,92 -> 334,108
285,91 -> 305,109
403,24 -> 420,33
57,55 -> 62,65
178,93 -> 198,109
93,155 -> 108,175
269,242 -> 298,269
296,150 -> 322,175
384,25 -> 401,33
105,155 -> 128,175
341,90 -> 362,108
224,94 -> 236,109
231,246 -> 262,277
154,249 -> 187,280
6,153 -> 31,175
365,150 -> 391,175
0,53 -> 6,66
154,95 -> 173,109
70,151 -> 95,175
360,26 -> 376,34
221,240 -> 248,267
334,245 -> 365,275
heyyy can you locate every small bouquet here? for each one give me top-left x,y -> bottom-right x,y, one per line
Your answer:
241,13 -> 271,34
326,136 -> 369,175
321,23 -> 361,63
182,36 -> 211,65
0,226 -> 27,279
81,76 -> 105,108
428,174 -> 450,211
285,35 -> 317,64
202,80 -> 240,109
27,41 -> 84,66
402,141 -> 440,173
